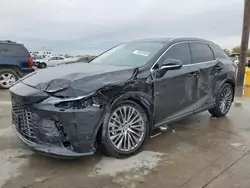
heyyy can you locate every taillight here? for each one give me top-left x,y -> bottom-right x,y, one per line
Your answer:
28,56 -> 33,68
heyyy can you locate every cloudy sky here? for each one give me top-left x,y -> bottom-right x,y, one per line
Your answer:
0,0 -> 246,54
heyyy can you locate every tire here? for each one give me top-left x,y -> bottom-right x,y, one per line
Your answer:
101,100 -> 149,157
209,83 -> 233,117
38,62 -> 47,69
0,69 -> 19,89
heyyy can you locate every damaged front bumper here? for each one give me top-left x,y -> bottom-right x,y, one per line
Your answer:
10,82 -> 104,158
13,124 -> 94,158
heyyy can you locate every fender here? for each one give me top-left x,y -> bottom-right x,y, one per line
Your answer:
91,90 -> 154,145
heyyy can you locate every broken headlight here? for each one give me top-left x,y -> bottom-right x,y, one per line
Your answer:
42,96 -> 91,109
55,99 -> 90,109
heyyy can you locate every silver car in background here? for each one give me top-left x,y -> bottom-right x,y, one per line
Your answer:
35,56 -> 77,68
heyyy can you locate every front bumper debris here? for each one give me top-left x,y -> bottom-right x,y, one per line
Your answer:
13,124 -> 94,158
10,82 -> 103,158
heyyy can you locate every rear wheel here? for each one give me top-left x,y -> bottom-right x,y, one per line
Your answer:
0,69 -> 19,89
101,100 -> 149,157
209,83 -> 233,117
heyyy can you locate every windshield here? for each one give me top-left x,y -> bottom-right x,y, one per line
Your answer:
91,42 -> 165,67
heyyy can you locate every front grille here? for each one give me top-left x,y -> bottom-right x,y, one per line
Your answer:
12,98 -> 37,142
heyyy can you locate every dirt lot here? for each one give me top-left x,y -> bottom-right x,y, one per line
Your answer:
1,89 -> 250,188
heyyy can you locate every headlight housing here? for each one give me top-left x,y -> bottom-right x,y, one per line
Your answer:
42,95 -> 101,110
55,99 -> 90,109
42,96 -> 90,109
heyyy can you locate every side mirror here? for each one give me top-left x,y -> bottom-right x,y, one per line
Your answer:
161,59 -> 183,70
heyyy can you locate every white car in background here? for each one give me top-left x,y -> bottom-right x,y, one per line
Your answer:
35,56 -> 77,68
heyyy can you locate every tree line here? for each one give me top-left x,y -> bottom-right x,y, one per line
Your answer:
223,46 -> 250,57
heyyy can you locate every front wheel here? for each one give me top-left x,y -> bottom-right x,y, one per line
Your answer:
101,100 -> 149,157
209,83 -> 233,117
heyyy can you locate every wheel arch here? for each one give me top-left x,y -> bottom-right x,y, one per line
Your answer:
0,65 -> 21,77
224,78 -> 236,101
98,92 -> 153,156
216,78 -> 236,101
109,91 -> 154,133
93,91 -> 154,148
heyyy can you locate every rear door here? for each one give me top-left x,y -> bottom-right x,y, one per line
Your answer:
190,42 -> 226,110
152,42 -> 199,124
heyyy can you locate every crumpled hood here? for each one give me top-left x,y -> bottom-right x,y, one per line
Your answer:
21,63 -> 136,96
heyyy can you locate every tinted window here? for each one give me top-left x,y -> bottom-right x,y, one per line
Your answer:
158,43 -> 191,65
0,43 -> 29,56
91,42 -> 165,67
190,43 -> 214,63
211,46 -> 230,60
57,57 -> 64,60
50,57 -> 57,60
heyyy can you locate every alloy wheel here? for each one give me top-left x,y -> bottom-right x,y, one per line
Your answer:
108,105 -> 145,152
219,86 -> 233,114
0,73 -> 16,88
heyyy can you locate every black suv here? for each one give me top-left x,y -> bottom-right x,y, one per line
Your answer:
0,40 -> 34,89
10,38 -> 236,158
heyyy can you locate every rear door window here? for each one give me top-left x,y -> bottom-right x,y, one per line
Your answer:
190,43 -> 214,63
210,46 -> 230,60
50,57 -> 57,60
0,43 -> 30,57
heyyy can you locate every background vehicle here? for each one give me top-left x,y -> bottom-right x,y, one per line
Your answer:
36,56 -> 77,68
61,56 -> 97,65
0,40 -> 34,89
33,57 -> 49,68
32,56 -> 44,67
10,38 -> 236,158
247,58 -> 250,67
229,53 -> 250,66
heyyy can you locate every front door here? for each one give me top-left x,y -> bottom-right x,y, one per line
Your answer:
152,43 -> 198,125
